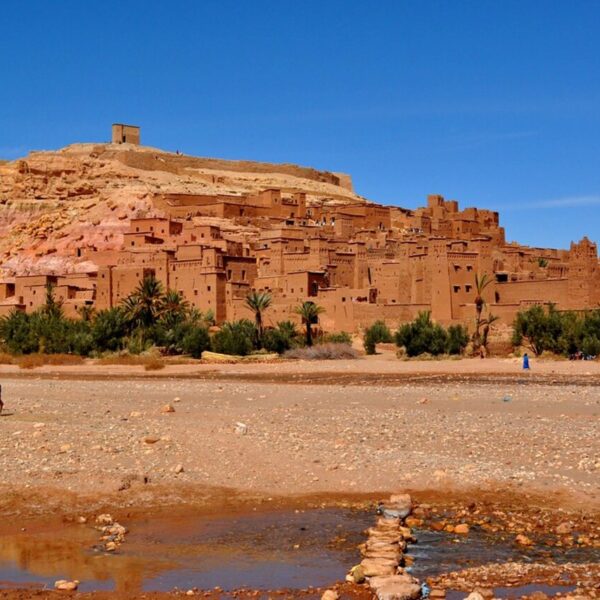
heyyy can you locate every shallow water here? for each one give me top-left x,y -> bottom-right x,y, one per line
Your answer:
0,508 -> 597,593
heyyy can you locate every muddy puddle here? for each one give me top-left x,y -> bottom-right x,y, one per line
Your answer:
0,508 -> 597,594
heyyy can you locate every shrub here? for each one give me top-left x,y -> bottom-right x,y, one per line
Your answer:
91,308 -> 128,352
324,331 -> 352,345
261,321 -> 300,354
143,358 -> 165,371
284,343 -> 359,360
513,304 -> 569,356
394,311 -> 451,357
446,324 -> 470,355
363,320 -> 392,355
0,352 -> 14,365
16,353 -> 85,369
212,320 -> 256,356
179,325 -> 211,358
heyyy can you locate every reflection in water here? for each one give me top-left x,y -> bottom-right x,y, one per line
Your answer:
0,526 -> 173,593
0,509 -> 598,593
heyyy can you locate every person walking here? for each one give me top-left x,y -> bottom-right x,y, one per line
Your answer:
523,353 -> 530,370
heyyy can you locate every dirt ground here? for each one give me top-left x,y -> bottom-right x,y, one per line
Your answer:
0,354 -> 599,597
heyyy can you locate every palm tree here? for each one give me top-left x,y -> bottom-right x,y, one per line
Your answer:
481,313 -> 499,353
294,301 -> 324,347
160,289 -> 190,328
77,305 -> 96,322
473,273 -> 492,350
43,283 -> 64,319
245,291 -> 272,346
121,275 -> 165,329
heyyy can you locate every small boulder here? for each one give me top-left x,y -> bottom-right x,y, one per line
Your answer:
360,558 -> 397,577
321,590 -> 339,600
54,580 -> 79,591
454,523 -> 470,534
556,521 -> 573,535
161,404 -> 175,414
465,593 -> 485,600
375,582 -> 421,600
174,464 -> 184,474
234,422 -> 248,435
95,514 -> 114,526
389,493 -> 412,514
515,533 -> 534,546
349,564 -> 366,584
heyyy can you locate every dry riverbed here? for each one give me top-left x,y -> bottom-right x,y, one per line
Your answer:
0,356 -> 598,598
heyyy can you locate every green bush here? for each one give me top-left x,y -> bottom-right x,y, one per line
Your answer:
446,324 -> 470,355
363,320 -> 392,355
512,304 -> 600,357
324,331 -> 352,345
212,320 -> 256,356
261,321 -> 300,354
91,308 -> 128,352
394,311 -> 465,357
180,325 -> 211,358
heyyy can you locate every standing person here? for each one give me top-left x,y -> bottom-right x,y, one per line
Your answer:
523,353 -> 530,370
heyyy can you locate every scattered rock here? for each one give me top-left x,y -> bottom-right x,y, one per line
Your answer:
360,558 -> 397,577
54,580 -> 79,591
321,590 -> 339,600
375,582 -> 421,600
454,523 -> 470,534
161,404 -> 175,414
234,422 -> 248,435
95,514 -> 114,526
556,521 -> 573,535
515,533 -> 534,546
174,464 -> 184,474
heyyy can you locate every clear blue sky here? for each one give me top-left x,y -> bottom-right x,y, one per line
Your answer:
1,1 -> 599,249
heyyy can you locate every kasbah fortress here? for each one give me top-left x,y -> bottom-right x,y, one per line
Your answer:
0,123 -> 598,334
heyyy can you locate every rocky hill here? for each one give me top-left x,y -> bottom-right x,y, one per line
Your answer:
0,143 -> 364,276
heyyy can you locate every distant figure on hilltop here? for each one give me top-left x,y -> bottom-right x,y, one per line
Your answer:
523,353 -> 530,370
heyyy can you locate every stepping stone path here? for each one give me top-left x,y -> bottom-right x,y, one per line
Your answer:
348,493 -> 422,600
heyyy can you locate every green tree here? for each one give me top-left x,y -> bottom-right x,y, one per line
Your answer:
395,311 -> 449,357
245,291 -> 272,347
160,289 -> 190,328
179,325 -> 211,358
446,324 -> 470,355
42,283 -> 64,320
212,320 -> 256,356
77,305 -> 96,322
512,304 -> 563,356
261,320 -> 300,354
121,275 -> 165,330
91,308 -> 128,352
294,301 -> 324,347
363,320 -> 392,355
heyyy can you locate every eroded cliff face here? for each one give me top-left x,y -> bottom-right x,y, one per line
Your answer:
0,143 -> 361,276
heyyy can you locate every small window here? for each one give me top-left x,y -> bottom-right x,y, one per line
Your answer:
241,270 -> 246,280
207,286 -> 211,291
465,285 -> 472,292
453,285 -> 460,293
466,265 -> 473,272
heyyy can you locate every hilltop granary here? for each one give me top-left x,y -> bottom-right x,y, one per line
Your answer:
0,125 -> 598,331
